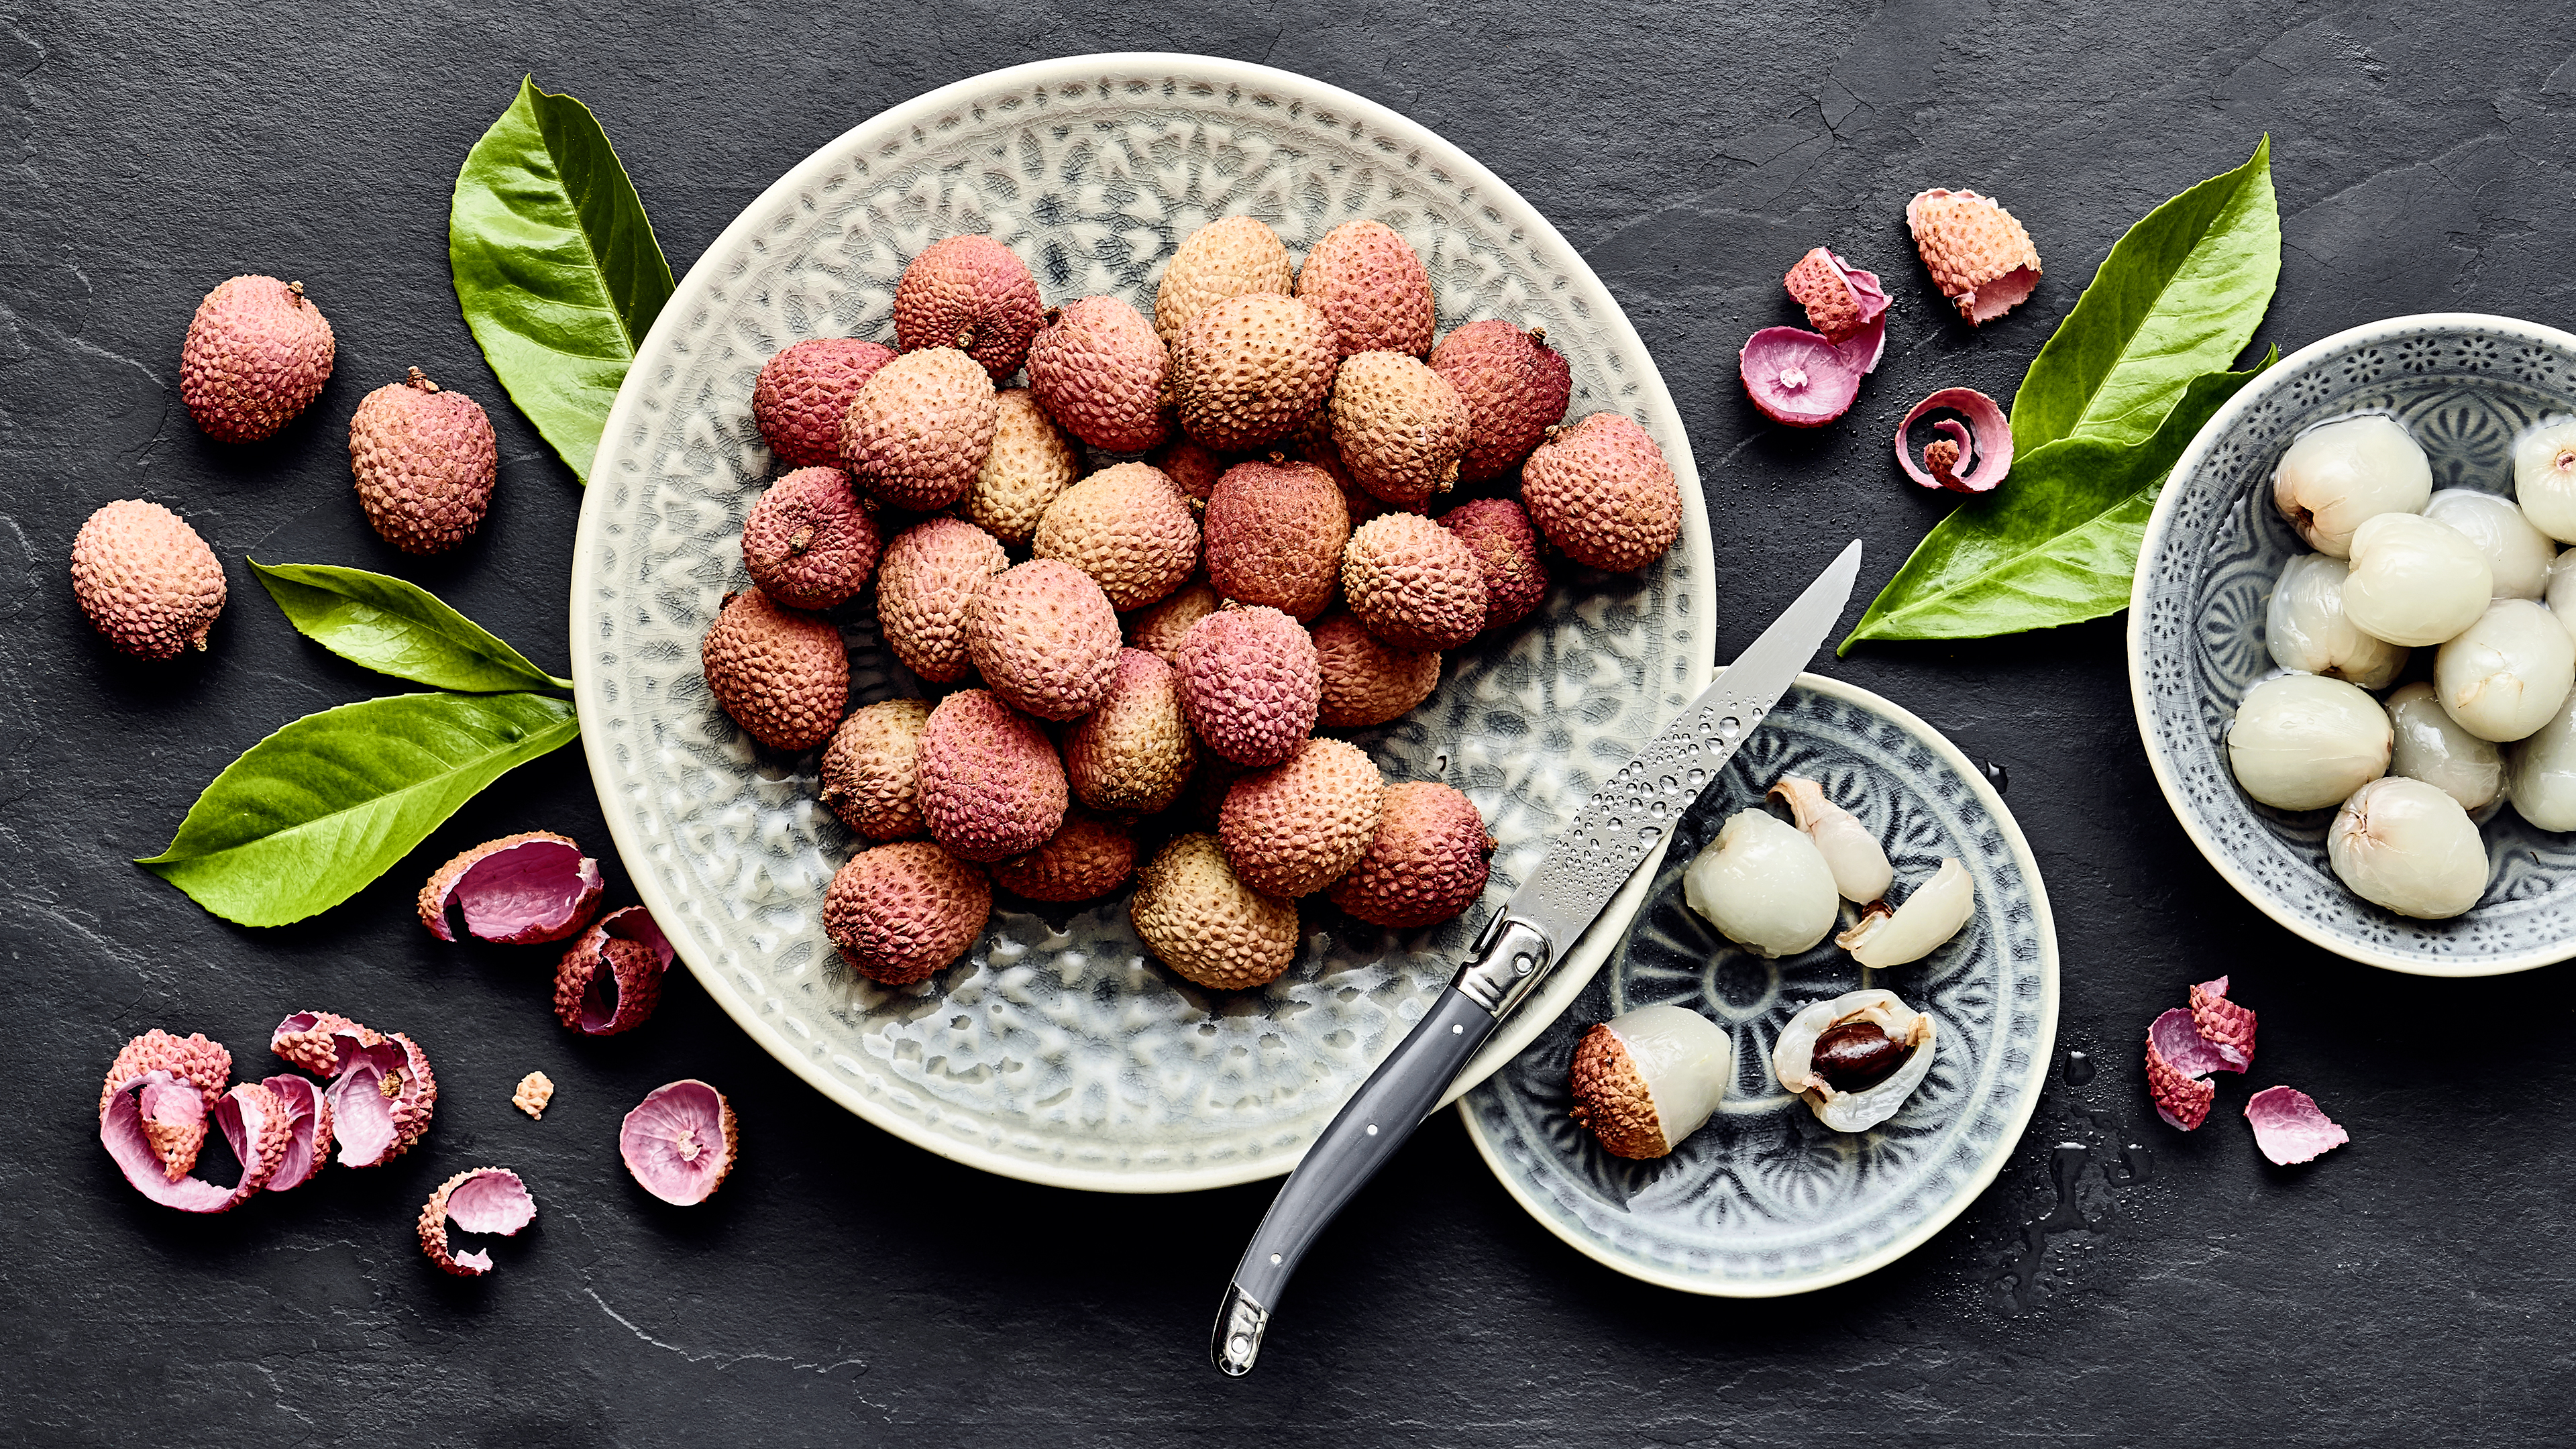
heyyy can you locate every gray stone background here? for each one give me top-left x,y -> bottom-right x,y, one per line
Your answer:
5,2 -> 2573,1443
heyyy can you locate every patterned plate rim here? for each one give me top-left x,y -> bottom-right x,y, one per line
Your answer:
2124,311 -> 2576,977
1457,672 -> 2061,1296
568,53 -> 1718,1191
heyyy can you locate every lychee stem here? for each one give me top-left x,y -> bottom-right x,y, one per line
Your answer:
287,280 -> 307,305
403,366 -> 441,393
788,525 -> 815,555
1527,325 -> 1547,344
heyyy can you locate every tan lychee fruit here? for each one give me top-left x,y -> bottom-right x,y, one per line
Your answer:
1430,320 -> 1572,482
1342,513 -> 1488,652
1521,412 -> 1684,572
1172,293 -> 1339,453
1126,581 -> 1220,664
1325,781 -> 1494,928
1203,460 -> 1349,622
839,346 -> 998,511
754,337 -> 896,468
965,559 -> 1122,720
1330,352 -> 1471,511
1219,739 -> 1387,898
741,467 -> 881,610
1032,464 -> 1200,611
914,689 -> 1067,862
1440,497 -> 1550,633
1296,219 -> 1435,360
1147,437 -> 1226,508
822,840 -> 991,985
70,500 -> 226,660
892,235 -> 1045,380
1064,649 -> 1193,815
349,368 -> 498,555
817,698 -> 933,841
179,276 -> 335,443
700,589 -> 849,752
992,810 -> 1139,903
875,517 -> 1008,684
1906,188 -> 2042,325
1130,833 -> 1300,990
1174,606 -> 1322,767
1027,296 -> 1172,453
1154,215 -> 1295,347
1309,610 -> 1440,729
963,389 -> 1080,545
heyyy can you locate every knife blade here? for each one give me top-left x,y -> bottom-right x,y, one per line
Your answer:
1210,539 -> 1864,1377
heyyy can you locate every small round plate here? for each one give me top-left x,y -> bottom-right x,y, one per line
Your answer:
1460,674 -> 2057,1296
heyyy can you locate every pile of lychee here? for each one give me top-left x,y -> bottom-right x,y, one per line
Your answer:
702,217 -> 1686,993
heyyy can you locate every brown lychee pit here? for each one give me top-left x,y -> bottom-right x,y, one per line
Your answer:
1812,1016 -> 1913,1091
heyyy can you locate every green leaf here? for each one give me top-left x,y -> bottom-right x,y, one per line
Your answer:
1841,351 -> 2275,651
138,692 -> 582,927
250,560 -> 572,694
450,75 -> 672,482
2008,136 -> 2279,456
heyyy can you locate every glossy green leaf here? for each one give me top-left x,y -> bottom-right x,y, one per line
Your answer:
138,692 -> 581,927
1841,352 -> 2274,651
2007,136 -> 2278,456
450,76 -> 672,482
251,560 -> 572,694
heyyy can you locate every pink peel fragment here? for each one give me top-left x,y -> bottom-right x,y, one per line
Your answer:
2191,976 -> 2256,1071
316,1029 -> 437,1168
620,1079 -> 739,1206
270,1011 -> 382,1077
1782,248 -> 1890,371
1896,388 -> 2012,493
2144,1010 -> 2218,1130
419,832 -> 603,945
554,906 -> 674,1036
101,1078 -> 290,1213
1739,327 -> 1867,427
260,1074 -> 331,1193
2245,1086 -> 2349,1165
418,1167 -> 536,1277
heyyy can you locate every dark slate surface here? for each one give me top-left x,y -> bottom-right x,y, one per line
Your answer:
7,3 -> 2575,1443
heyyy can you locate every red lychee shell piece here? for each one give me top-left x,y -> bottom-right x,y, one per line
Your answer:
100,1029 -> 230,1118
893,235 -> 1045,381
323,1031 -> 437,1167
417,830 -> 604,945
2190,975 -> 2256,1071
269,1011 -> 382,1078
99,1030 -> 232,1183
1895,388 -> 2013,494
1906,189 -> 2043,325
419,1167 -> 537,1277
1739,326 -> 1866,428
260,1073 -> 332,1193
754,337 -> 898,469
2244,1086 -> 2349,1166
553,906 -> 674,1036
621,1079 -> 740,1206
1782,248 -> 1890,355
2144,1009 -> 2218,1130
101,1078 -> 290,1213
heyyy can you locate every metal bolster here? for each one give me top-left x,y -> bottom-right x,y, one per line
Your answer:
1452,914 -> 1558,1018
1211,1283 -> 1270,1377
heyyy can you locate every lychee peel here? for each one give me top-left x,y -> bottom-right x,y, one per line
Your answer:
268,1011 -> 381,1078
875,518 -> 1008,684
822,839 -> 991,985
1174,606 -> 1322,767
742,466 -> 882,610
260,1073 -> 332,1193
1028,296 -> 1173,453
621,1081 -> 739,1206
1782,248 -> 1890,368
418,1167 -> 536,1277
754,337 -> 896,468
70,500 -> 227,660
417,830 -> 603,945
554,906 -> 674,1036
1520,413 -> 1684,572
322,1030 -> 437,1169
914,690 -> 1069,862
99,1030 -> 231,1185
348,368 -> 500,555
1906,189 -> 2043,325
965,559 -> 1124,720
101,1078 -> 290,1214
1895,388 -> 2012,494
1428,321 -> 1572,484
1738,327 -> 1867,429
179,275 -> 335,443
894,235 -> 1046,380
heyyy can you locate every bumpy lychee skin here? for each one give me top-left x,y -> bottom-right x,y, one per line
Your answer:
1033,464 -> 1201,611
823,840 -> 991,985
1220,739 -> 1387,898
1130,833 -> 1301,990
892,235 -> 1045,381
350,368 -> 499,555
1279,417 -> 1385,525
1147,438 -> 1226,506
1330,352 -> 1472,510
965,559 -> 1123,720
1342,513 -> 1489,651
699,589 -> 849,752
70,500 -> 226,660
1521,413 -> 1684,572
753,337 -> 896,468
1430,321 -> 1572,482
1309,610 -> 1440,728
1027,296 -> 1173,453
963,389 -> 1080,545
1064,649 -> 1193,815
1126,581 -> 1220,664
1203,460 -> 1350,622
1296,220 -> 1435,360
1155,215 -> 1295,347
1567,1026 -> 1666,1159
1440,497 -> 1550,633
741,467 -> 881,610
1173,293 -> 1340,453
180,276 -> 335,443
839,346 -> 999,511
875,518 -> 1008,684
1175,605 -> 1322,766
993,811 -> 1139,903
914,689 -> 1068,862
1325,781 -> 1494,928
818,698 -> 933,841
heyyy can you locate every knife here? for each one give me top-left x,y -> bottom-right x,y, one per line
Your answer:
1210,538 -> 1864,1377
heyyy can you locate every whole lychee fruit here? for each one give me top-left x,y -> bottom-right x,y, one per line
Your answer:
893,235 -> 1044,381
349,368 -> 499,555
1148,437 -> 1226,507
962,388 -> 1080,545
1330,352 -> 1471,511
818,698 -> 933,841
992,811 -> 1139,903
741,467 -> 881,610
1309,610 -> 1440,729
1220,739 -> 1386,898
1155,216 -> 1294,347
1032,464 -> 1200,612
823,840 -> 991,985
839,346 -> 998,511
1296,220 -> 1434,360
1341,513 -> 1488,652
1326,782 -> 1494,928
179,275 -> 335,443
1126,581 -> 1220,664
1521,413 -> 1684,572
754,337 -> 896,468
1172,294 -> 1339,453
1174,605 -> 1321,767
1202,460 -> 1350,622
914,689 -> 1067,862
700,588 -> 849,752
1278,418 -> 1385,526
965,559 -> 1122,721
1130,833 -> 1300,991
1027,296 -> 1172,453
1440,497 -> 1550,633
875,518 -> 1008,684
70,500 -> 226,660
1429,321 -> 1572,482
1064,649 -> 1193,815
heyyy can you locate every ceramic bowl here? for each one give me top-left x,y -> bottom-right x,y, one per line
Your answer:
2128,313 -> 2576,975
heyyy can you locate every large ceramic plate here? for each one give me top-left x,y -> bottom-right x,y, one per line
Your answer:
2128,314 -> 2576,975
571,55 -> 1715,1192
1462,675 -> 2056,1295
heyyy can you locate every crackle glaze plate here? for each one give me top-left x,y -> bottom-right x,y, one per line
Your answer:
570,54 -> 1715,1192
1460,675 -> 2057,1295
2128,314 -> 2576,975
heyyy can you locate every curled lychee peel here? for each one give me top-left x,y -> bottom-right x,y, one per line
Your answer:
1907,188 -> 2043,325
101,1077 -> 290,1214
321,1031 -> 437,1167
260,1073 -> 332,1193
419,1167 -> 537,1277
418,831 -> 603,945
2244,1085 -> 2349,1166
2190,975 -> 2257,1071
553,906 -> 674,1036
621,1079 -> 740,1206
269,1011 -> 381,1077
1782,248 -> 1889,368
1896,388 -> 2012,493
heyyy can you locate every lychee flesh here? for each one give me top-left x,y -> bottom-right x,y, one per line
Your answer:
1064,649 -> 1193,815
1429,321 -> 1571,482
1296,219 -> 1436,360
875,517 -> 1008,684
839,346 -> 999,511
1028,295 -> 1173,453
754,337 -> 897,468
1032,464 -> 1201,612
741,467 -> 881,610
1342,513 -> 1489,652
1326,781 -> 1494,928
1203,460 -> 1350,622
1155,215 -> 1295,347
892,235 -> 1045,380
70,500 -> 226,660
1219,738 -> 1387,898
1440,497 -> 1550,633
1173,293 -> 1339,453
699,588 -> 849,753
180,275 -> 335,443
1329,351 -> 1472,510
965,559 -> 1123,721
822,839 -> 991,985
1175,606 -> 1322,767
1130,833 -> 1300,991
818,698 -> 933,841
1521,412 -> 1684,572
914,689 -> 1068,863
349,368 -> 499,556
1310,610 -> 1440,729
